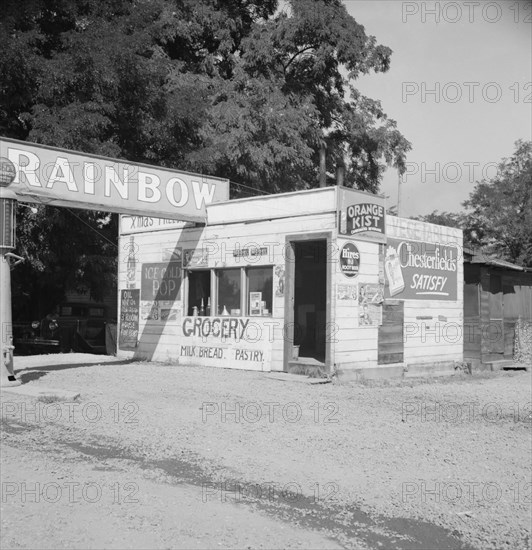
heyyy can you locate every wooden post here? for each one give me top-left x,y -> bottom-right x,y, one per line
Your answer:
319,141 -> 327,188
336,164 -> 345,187
397,171 -> 402,217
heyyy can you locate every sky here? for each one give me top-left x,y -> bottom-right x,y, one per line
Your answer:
343,0 -> 532,217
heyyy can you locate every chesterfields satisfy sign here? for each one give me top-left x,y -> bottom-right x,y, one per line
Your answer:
337,186 -> 386,243
384,238 -> 458,301
0,137 -> 229,222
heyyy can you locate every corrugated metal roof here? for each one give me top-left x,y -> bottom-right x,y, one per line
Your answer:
463,246 -> 531,271
469,256 -> 525,271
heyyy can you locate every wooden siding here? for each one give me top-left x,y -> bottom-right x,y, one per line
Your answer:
118,212 -> 336,370
118,196 -> 466,374
387,217 -> 463,368
378,301 -> 404,364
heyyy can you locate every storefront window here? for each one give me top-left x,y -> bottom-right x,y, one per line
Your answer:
247,267 -> 273,316
188,270 -> 211,316
217,268 -> 241,316
187,267 -> 274,317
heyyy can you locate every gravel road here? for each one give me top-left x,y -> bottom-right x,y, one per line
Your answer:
1,354 -> 530,549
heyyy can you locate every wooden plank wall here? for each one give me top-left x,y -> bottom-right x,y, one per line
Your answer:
333,238 -> 380,369
378,301 -> 404,364
118,212 -> 336,370
387,217 -> 464,367
117,202 -> 468,374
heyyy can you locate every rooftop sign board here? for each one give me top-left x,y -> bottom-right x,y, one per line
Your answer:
0,137 -> 229,222
337,186 -> 386,244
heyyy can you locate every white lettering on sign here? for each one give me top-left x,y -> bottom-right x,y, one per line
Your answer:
166,177 -> 188,207
347,204 -> 384,218
192,180 -> 216,209
398,242 -> 457,272
2,137 -> 229,221
138,173 -> 161,203
337,188 -> 387,243
411,274 -> 448,293
104,166 -> 128,199
46,156 -> 77,191
342,249 -> 360,260
8,147 -> 41,187
84,163 -> 95,195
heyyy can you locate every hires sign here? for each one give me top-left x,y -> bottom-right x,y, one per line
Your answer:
0,137 -> 229,221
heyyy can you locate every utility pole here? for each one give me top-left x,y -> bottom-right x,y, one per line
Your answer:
397,170 -> 402,217
319,141 -> 327,187
0,157 -> 22,387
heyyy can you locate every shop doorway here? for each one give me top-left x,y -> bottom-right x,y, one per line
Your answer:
284,235 -> 330,374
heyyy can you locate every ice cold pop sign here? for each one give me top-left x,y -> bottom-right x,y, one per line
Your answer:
0,137 -> 229,222
384,238 -> 458,301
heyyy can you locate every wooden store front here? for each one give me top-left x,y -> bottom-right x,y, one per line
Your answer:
117,187 -> 464,379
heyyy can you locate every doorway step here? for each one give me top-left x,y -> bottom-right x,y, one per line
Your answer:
485,359 -> 529,371
288,357 -> 327,378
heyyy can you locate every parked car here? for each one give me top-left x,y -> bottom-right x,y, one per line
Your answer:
13,302 -> 112,355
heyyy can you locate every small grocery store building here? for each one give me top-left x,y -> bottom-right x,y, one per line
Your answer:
117,186 -> 464,378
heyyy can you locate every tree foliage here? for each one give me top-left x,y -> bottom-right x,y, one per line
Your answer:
1,0 -> 410,190
415,141 -> 532,268
1,0 -> 411,316
462,140 -> 532,267
12,205 -> 118,320
412,211 -> 462,229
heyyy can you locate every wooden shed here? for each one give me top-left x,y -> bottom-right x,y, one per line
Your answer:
464,248 -> 532,369
117,187 -> 464,379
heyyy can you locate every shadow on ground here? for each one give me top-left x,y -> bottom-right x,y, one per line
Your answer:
32,432 -> 476,550
14,359 -> 136,384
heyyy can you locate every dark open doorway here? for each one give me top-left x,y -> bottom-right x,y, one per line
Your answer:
293,240 -> 327,362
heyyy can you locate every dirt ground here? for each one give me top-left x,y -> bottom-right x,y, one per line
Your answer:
1,354 -> 531,550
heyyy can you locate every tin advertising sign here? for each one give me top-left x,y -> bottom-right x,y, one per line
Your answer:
384,238 -> 458,301
339,242 -> 360,278
0,137 -> 229,222
337,186 -> 386,243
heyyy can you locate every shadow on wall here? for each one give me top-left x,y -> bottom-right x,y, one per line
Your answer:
132,227 -> 204,361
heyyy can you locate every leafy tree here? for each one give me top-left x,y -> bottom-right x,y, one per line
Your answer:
1,0 -> 410,191
12,205 -> 118,320
413,211 -> 463,229
462,140 -> 532,267
1,0 -> 412,318
414,141 -> 532,268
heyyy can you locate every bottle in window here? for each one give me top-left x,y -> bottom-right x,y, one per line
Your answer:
199,299 -> 205,316
206,297 -> 211,316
